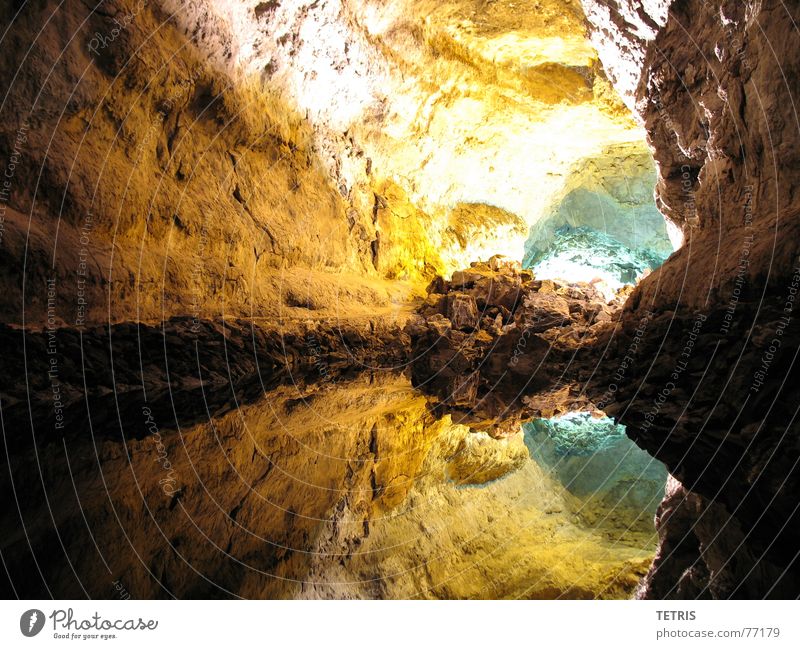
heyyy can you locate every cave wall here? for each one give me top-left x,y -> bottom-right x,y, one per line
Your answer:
583,0 -> 800,307
0,0 -> 404,327
580,0 -> 800,597
162,0 -> 659,274
5,0 -> 797,600
530,144 -> 671,253
0,0 -> 655,328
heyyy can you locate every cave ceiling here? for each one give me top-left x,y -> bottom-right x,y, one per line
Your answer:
165,0 -> 655,271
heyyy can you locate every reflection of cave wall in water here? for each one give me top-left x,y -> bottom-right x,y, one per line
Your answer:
523,144 -> 674,287
524,413 -> 668,537
0,373 -> 655,600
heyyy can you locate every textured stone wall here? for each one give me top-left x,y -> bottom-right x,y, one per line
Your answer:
0,0 -> 651,327
5,0 -> 797,600
0,0 -> 398,326
582,0 -> 800,307
524,141 -> 674,279
580,0 -> 800,597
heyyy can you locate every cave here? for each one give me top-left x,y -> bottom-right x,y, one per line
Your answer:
0,0 -> 799,602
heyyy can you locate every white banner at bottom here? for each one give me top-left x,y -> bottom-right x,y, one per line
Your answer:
1,600 -> 797,648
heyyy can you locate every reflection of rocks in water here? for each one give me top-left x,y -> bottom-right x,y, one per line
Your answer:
524,413 -> 668,541
637,477 -> 792,600
0,315 -> 412,451
445,431 -> 529,486
1,373 -> 430,598
1,372 -> 655,599
407,256 -> 625,429
407,250 -> 800,598
302,423 -> 652,599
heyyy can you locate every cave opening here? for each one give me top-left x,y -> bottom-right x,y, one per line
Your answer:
520,146 -> 676,294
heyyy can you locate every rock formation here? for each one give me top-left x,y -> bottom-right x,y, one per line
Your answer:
575,0 -> 800,597
0,0 -> 658,330
406,255 -> 626,428
1,372 -> 654,599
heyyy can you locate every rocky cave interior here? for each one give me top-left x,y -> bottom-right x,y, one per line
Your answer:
0,0 -> 799,599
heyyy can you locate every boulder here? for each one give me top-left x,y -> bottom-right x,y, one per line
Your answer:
450,267 -> 491,289
447,293 -> 479,330
427,313 -> 452,337
518,292 -> 571,332
420,292 -> 446,316
487,254 -> 522,273
474,275 -> 523,312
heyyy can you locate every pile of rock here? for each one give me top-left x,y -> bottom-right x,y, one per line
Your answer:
406,255 -> 628,431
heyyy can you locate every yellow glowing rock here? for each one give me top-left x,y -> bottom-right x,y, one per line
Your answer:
165,0 -> 654,293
